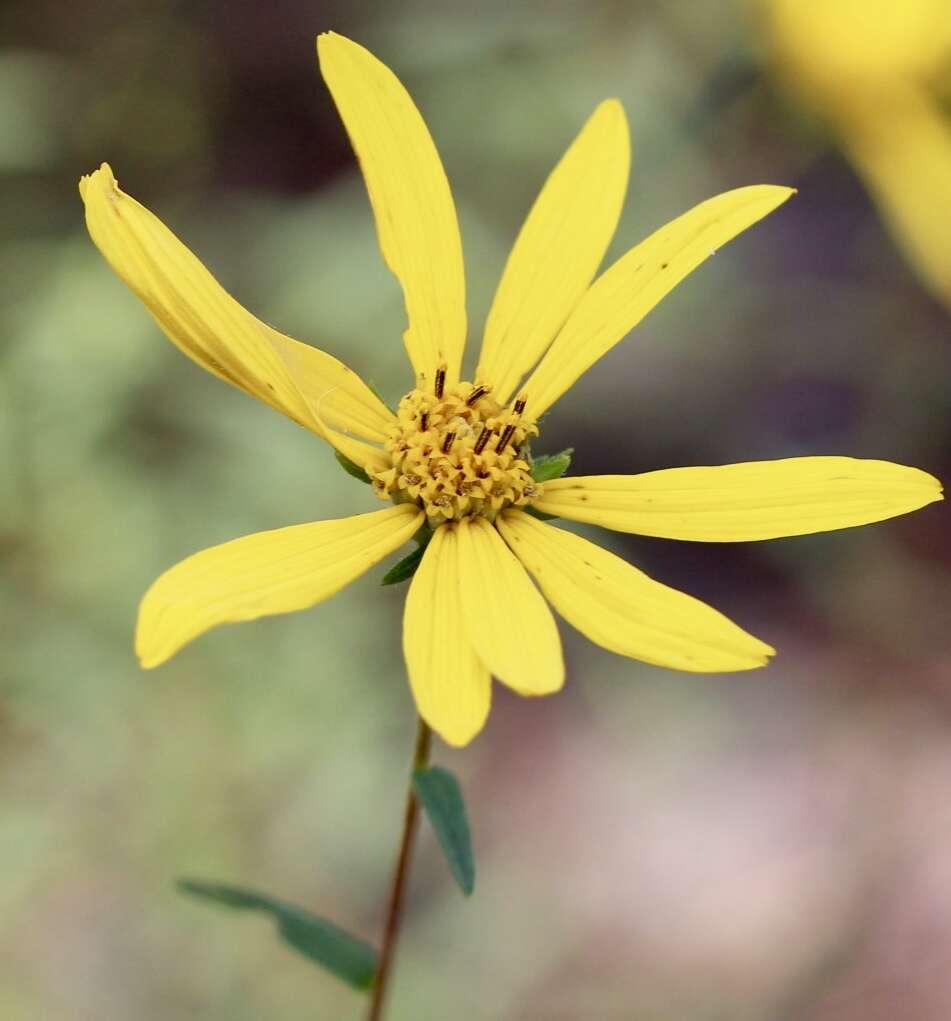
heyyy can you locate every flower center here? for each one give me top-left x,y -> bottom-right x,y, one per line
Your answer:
369,372 -> 541,524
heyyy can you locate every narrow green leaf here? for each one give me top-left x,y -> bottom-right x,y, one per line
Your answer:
413,766 -> 475,896
177,879 -> 377,990
334,450 -> 371,484
530,448 -> 573,483
178,880 -> 271,911
381,545 -> 426,585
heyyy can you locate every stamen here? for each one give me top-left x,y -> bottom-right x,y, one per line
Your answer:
473,426 -> 493,454
465,384 -> 489,406
371,378 -> 539,521
495,422 -> 516,452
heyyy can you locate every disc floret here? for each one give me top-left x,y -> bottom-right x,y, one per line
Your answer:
370,375 -> 541,525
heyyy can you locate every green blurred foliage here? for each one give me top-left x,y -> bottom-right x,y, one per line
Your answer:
1,1 -> 949,1019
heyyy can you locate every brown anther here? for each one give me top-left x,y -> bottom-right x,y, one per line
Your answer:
373,378 -> 539,522
473,426 -> 493,454
495,423 -> 516,452
465,384 -> 489,406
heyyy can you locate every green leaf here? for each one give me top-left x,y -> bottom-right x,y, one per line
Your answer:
530,448 -> 573,483
177,879 -> 377,990
413,766 -> 475,896
334,450 -> 371,484
381,544 -> 426,585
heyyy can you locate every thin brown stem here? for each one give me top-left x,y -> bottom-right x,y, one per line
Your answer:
366,717 -> 432,1021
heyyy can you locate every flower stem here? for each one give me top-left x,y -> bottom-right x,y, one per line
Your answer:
366,716 -> 432,1021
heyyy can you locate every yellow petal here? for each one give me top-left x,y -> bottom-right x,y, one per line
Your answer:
521,185 -> 795,420
476,100 -> 630,405
79,164 -> 393,443
497,511 -> 774,673
403,526 -> 491,747
764,0 -> 951,84
835,84 -> 951,310
535,458 -> 943,541
455,517 -> 564,695
137,504 -> 422,669
269,339 -> 392,474
318,33 -> 467,390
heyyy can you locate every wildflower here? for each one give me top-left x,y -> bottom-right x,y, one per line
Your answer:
80,33 -> 942,747
759,0 -> 951,308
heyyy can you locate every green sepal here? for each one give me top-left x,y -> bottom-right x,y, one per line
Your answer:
334,450 -> 371,484
530,448 -> 573,483
413,766 -> 475,896
381,525 -> 432,585
381,545 -> 426,585
177,879 -> 377,990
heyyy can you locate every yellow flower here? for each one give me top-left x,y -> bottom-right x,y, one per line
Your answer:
80,32 -> 943,747
759,0 -> 951,308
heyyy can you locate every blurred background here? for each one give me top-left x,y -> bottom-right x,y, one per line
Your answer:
2,0 -> 950,1017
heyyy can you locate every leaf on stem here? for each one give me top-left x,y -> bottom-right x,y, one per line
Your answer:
177,879 -> 378,990
412,766 -> 475,896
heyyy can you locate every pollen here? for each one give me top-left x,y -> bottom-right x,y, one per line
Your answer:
370,379 -> 542,524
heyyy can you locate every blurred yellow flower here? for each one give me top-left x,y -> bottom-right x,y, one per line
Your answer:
760,0 -> 951,307
80,32 -> 942,747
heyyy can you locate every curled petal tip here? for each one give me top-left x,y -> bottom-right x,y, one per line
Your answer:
79,162 -> 119,205
317,30 -> 353,57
